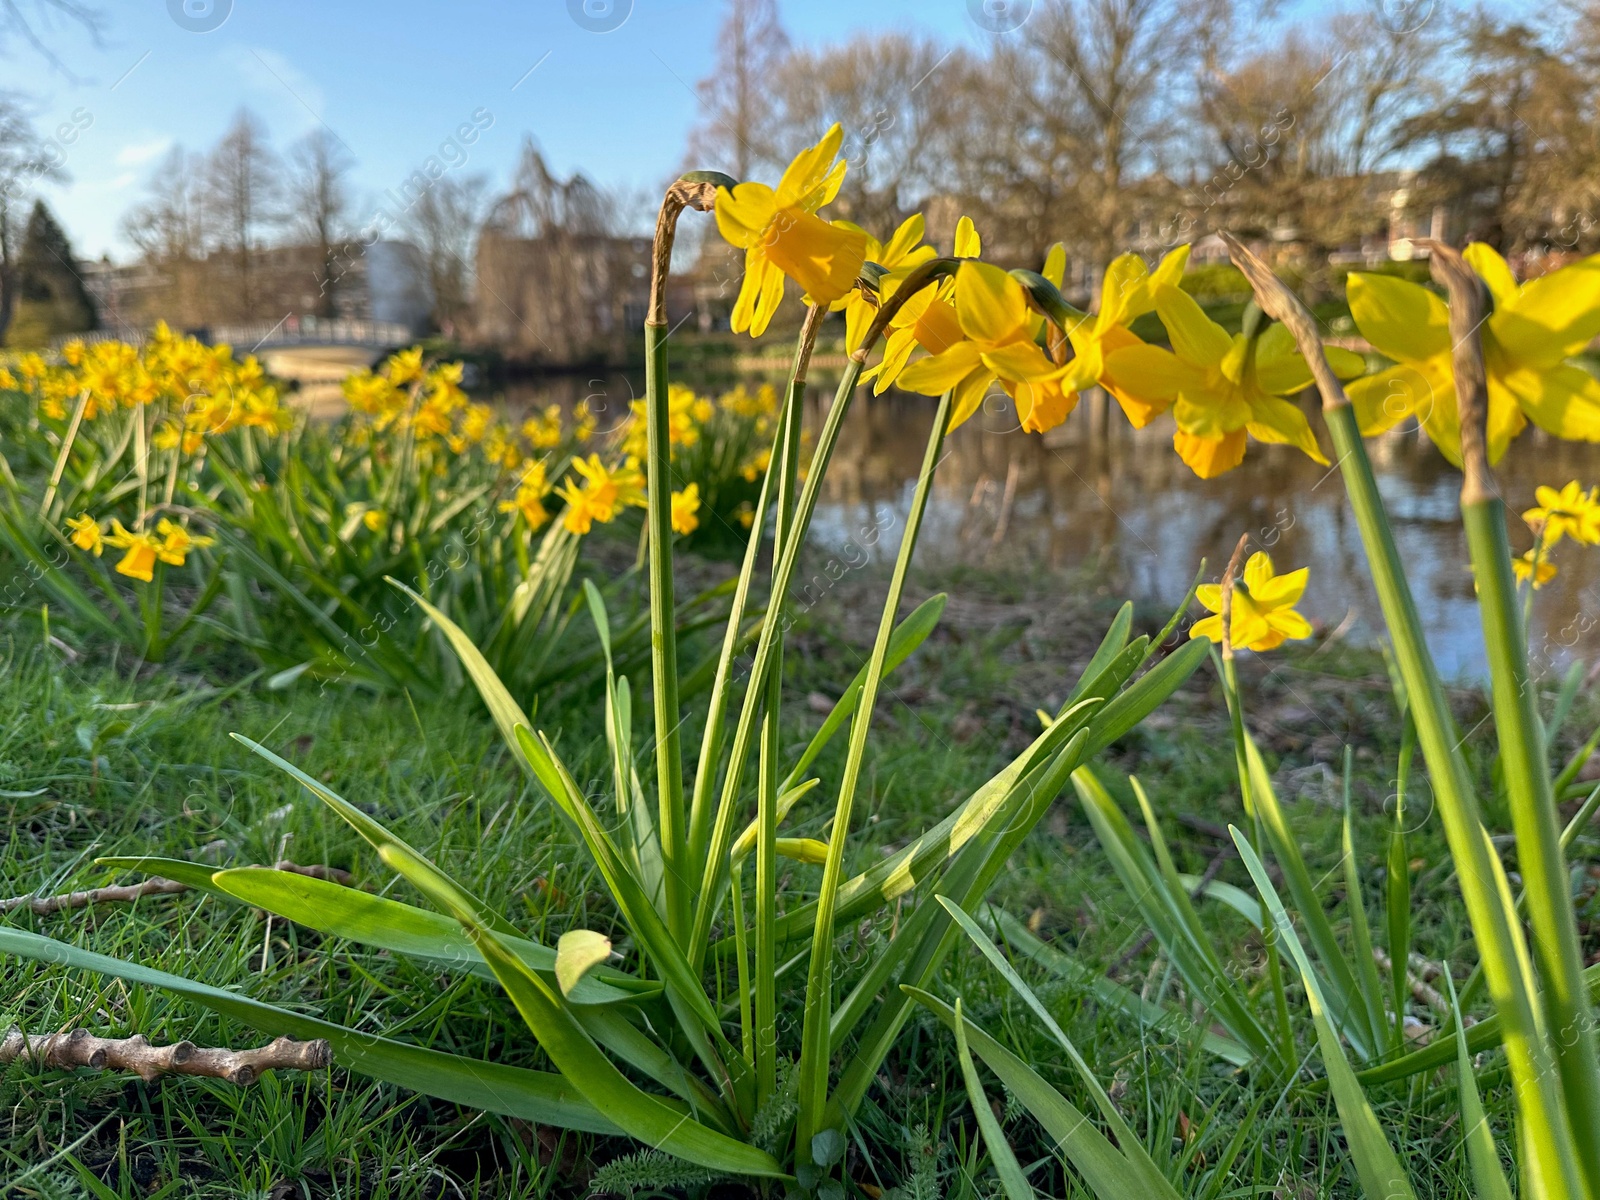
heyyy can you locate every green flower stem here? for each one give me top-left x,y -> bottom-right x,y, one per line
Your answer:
686,356 -> 866,970
1436,239 -> 1600,1196
1223,232 -> 1582,1196
754,305 -> 822,1105
795,386 -> 953,1160
1327,404 -> 1581,1197
1465,496 -> 1600,1190
643,321 -> 688,942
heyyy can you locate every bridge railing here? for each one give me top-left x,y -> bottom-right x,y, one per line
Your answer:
49,316 -> 415,354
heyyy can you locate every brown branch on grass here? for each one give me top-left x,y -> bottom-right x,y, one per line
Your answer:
1219,233 -> 1351,413
0,1029 -> 330,1085
0,878 -> 189,916
2,862 -> 355,917
1422,240 -> 1495,506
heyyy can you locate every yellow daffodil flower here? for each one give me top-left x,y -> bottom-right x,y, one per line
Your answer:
870,217 -> 981,395
154,518 -> 214,567
499,460 -> 554,530
1513,548 -> 1559,589
1190,552 -> 1312,651
1348,246 -> 1600,464
66,513 -> 103,556
1523,480 -> 1600,546
832,213 -> 938,352
384,347 -> 426,386
556,455 -> 646,534
362,509 -> 388,533
895,259 -> 1075,434
671,483 -> 701,535
522,404 -> 564,451
715,125 -> 869,336
1059,246 -> 1190,427
103,520 -> 161,582
1106,286 -> 1366,478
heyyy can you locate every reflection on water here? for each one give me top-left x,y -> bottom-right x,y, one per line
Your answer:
499,375 -> 1600,681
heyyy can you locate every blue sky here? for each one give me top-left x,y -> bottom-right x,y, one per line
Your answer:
7,0 -> 996,260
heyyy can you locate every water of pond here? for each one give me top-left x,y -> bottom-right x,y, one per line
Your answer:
501,374 -> 1600,682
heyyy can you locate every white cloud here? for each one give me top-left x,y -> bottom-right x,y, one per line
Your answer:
111,171 -> 138,190
115,136 -> 174,167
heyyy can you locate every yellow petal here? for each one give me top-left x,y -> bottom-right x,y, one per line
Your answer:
882,213 -> 926,264
946,367 -> 994,432
1103,343 -> 1197,404
714,182 -> 777,249
1189,613 -> 1226,643
1194,583 -> 1223,614
1246,395 -> 1329,464
1151,244 -> 1191,290
955,261 -> 1031,345
1485,377 -> 1527,464
872,327 -> 920,395
1346,359 -> 1451,437
1042,242 -> 1066,289
1491,252 -> 1600,369
1464,242 -> 1519,308
1174,429 -> 1247,478
952,216 -> 981,259
1154,285 -> 1233,368
1242,552 -> 1276,596
1498,361 -> 1600,445
896,342 -> 987,396
980,339 -> 1064,384
1099,253 -> 1151,328
764,208 -> 868,305
1266,608 -> 1313,642
775,123 -> 845,209
1348,272 -> 1450,362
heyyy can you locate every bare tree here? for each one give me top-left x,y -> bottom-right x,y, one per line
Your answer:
688,0 -> 789,179
1195,3 -> 1435,258
766,34 -> 974,237
122,145 -> 213,325
398,171 -> 487,337
0,0 -> 102,75
0,94 -> 58,342
287,128 -> 353,317
205,109 -> 281,321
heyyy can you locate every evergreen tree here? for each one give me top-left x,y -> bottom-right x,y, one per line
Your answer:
5,199 -> 95,347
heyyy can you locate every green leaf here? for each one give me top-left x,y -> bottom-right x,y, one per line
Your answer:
207,866 -> 647,1006
940,898 -> 1173,1195
953,997 -> 1036,1200
1232,829 -> 1418,1200
556,930 -> 613,998
376,842 -> 783,1179
0,926 -> 616,1132
1446,973 -> 1513,1200
907,987 -> 1173,1200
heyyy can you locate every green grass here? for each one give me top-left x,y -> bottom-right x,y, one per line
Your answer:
0,556 -> 1579,1197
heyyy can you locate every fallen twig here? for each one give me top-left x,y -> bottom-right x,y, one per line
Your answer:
1,878 -> 189,916
1,861 -> 355,917
1,1029 -> 331,1085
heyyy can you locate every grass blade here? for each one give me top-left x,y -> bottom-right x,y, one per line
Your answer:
1231,828 -> 1419,1200
953,997 -> 1037,1200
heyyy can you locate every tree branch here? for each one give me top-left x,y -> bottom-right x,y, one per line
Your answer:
1,1029 -> 330,1085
